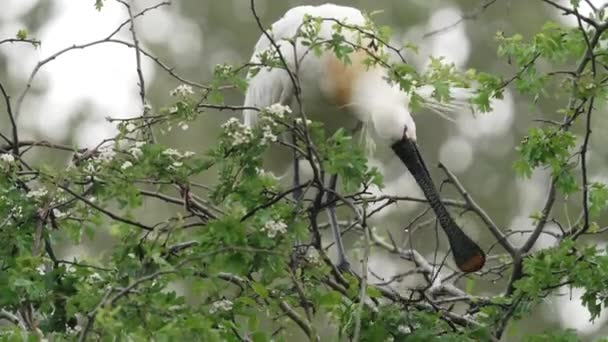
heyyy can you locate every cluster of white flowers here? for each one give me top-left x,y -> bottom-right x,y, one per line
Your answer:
179,121 -> 189,130
265,103 -> 291,118
97,147 -> 116,163
128,141 -> 146,160
87,272 -> 103,284
221,118 -> 253,147
125,122 -> 137,133
209,299 -> 233,314
295,117 -> 312,126
52,208 -> 67,219
64,264 -> 76,274
84,162 -> 97,174
11,205 -> 23,220
261,125 -> 277,144
65,324 -> 82,335
26,187 -> 48,199
161,148 -> 196,170
306,248 -> 321,264
162,148 -> 195,159
261,219 -> 288,238
0,153 -> 15,165
256,103 -> 293,145
121,161 -> 133,170
169,106 -> 179,114
162,148 -> 182,158
36,264 -> 46,275
397,325 -> 410,334
170,84 -> 195,97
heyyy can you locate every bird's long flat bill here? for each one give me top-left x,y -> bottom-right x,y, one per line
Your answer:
391,137 -> 486,273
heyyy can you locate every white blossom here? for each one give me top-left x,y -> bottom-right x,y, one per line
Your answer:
266,103 -> 291,118
261,219 -> 288,238
398,325 -> 410,334
183,151 -> 196,158
26,187 -> 48,199
170,84 -> 195,97
84,163 -> 97,173
306,248 -> 320,264
221,118 -> 254,147
180,123 -> 189,130
209,299 -> 233,314
129,147 -> 143,159
221,117 -> 241,129
11,206 -> 23,219
89,273 -> 103,282
171,161 -> 183,168
169,106 -> 179,114
231,129 -> 253,146
162,148 -> 182,158
135,141 -> 146,148
295,118 -> 312,125
97,147 -> 116,163
121,161 -> 133,170
64,264 -> 76,274
52,208 -> 67,219
125,123 -> 137,132
65,324 -> 82,335
36,264 -> 46,275
261,127 -> 277,144
0,153 -> 15,164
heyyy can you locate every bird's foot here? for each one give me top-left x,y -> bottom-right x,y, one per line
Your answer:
336,257 -> 351,273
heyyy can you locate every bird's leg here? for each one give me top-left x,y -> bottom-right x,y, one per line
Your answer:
326,174 -> 350,270
291,129 -> 302,201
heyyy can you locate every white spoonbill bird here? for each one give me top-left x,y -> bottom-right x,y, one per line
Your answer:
243,3 -> 485,273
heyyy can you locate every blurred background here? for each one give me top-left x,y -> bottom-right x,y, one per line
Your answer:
1,0 -> 608,339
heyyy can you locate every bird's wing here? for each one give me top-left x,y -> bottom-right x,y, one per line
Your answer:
243,4 -> 366,126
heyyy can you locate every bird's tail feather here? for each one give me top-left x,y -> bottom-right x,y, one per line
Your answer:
414,85 -> 473,122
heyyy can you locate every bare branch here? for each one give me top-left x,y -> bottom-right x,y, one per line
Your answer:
0,80 -> 19,155
423,0 -> 500,38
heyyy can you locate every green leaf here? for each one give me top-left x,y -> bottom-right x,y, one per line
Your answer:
16,29 -> 28,40
589,182 -> 608,217
251,331 -> 268,342
250,282 -> 269,299
366,286 -> 382,299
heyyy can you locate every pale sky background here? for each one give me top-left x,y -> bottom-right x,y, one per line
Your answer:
1,0 -> 608,338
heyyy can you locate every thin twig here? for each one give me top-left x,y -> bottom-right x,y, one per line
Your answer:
0,81 -> 19,155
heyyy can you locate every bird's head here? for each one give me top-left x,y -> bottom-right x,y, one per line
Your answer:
370,103 -> 417,143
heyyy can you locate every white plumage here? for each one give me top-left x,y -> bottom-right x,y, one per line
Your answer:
242,3 -> 486,273
243,3 -> 417,146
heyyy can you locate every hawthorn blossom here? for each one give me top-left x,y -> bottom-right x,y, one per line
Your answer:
266,103 -> 291,118
170,84 -> 195,97
26,187 -> 48,199
221,118 -> 254,147
0,153 -> 15,164
121,161 -> 133,170
261,219 -> 288,238
209,299 -> 233,314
